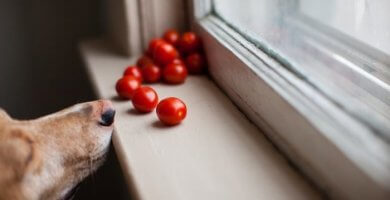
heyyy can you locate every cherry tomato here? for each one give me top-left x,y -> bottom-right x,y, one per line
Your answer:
170,58 -> 185,66
132,86 -> 159,113
148,38 -> 165,56
136,55 -> 154,68
163,63 -> 188,84
115,76 -> 141,99
123,66 -> 143,82
163,29 -> 180,47
153,41 -> 179,65
185,53 -> 206,74
178,32 -> 201,55
142,64 -> 161,83
156,97 -> 187,125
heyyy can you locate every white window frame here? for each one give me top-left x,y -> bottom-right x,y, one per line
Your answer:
189,0 -> 390,199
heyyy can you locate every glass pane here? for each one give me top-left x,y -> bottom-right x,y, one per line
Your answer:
213,0 -> 390,139
300,0 -> 390,55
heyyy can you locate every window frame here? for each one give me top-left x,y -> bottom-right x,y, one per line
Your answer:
189,0 -> 390,199
105,0 -> 188,56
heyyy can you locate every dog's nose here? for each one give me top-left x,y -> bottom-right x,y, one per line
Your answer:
100,109 -> 115,126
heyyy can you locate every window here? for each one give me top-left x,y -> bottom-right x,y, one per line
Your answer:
191,0 -> 390,199
213,0 -> 390,137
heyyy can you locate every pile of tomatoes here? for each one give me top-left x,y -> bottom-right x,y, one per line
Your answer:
115,29 -> 206,126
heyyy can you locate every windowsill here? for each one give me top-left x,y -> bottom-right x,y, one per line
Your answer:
79,39 -> 320,200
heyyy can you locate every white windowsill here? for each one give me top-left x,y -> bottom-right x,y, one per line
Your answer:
79,39 -> 320,200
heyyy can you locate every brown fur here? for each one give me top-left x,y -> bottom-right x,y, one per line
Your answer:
0,100 -> 115,200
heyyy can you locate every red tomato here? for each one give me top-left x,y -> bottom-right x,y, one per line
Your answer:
148,38 -> 165,56
156,97 -> 187,125
115,76 -> 141,99
153,41 -> 179,65
170,58 -> 185,65
163,63 -> 188,84
136,55 -> 154,68
178,32 -> 201,55
163,29 -> 180,46
123,66 -> 143,82
142,64 -> 161,83
185,53 -> 206,74
132,86 -> 159,113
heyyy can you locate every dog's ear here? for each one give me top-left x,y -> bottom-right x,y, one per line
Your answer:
0,129 -> 42,200
0,129 -> 41,200
0,129 -> 41,185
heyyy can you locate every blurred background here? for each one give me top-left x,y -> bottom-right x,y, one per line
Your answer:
0,0 -> 102,119
0,1 -> 130,198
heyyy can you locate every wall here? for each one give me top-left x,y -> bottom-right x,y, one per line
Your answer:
0,1 -> 132,198
0,0 -> 101,119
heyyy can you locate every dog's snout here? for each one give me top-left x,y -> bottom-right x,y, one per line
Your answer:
100,109 -> 115,126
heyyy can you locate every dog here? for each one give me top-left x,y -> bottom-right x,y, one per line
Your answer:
0,100 -> 115,200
